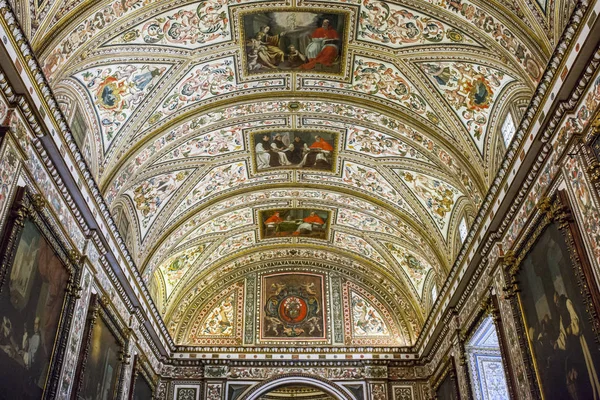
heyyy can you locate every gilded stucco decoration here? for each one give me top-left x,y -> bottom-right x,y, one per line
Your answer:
21,0 -> 558,347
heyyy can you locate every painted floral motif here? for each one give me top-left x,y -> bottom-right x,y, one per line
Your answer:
75,64 -> 169,148
565,156 -> 600,271
106,116 -> 286,204
148,58 -> 286,126
336,209 -> 399,235
170,162 -> 287,223
198,292 -> 236,336
358,0 -> 473,48
126,170 -> 192,233
206,384 -> 222,400
105,100 -> 481,207
155,126 -> 244,164
158,245 -> 206,295
384,241 -> 431,295
42,0 -> 159,79
302,57 -> 435,121
351,291 -> 389,336
333,231 -> 386,265
206,231 -> 255,264
396,169 -> 462,233
427,0 -> 543,81
145,187 -> 424,277
20,126 -> 86,250
503,73 -> 600,251
420,61 -> 513,151
179,208 -> 254,247
346,125 -> 431,161
302,162 -> 419,218
110,1 -> 230,48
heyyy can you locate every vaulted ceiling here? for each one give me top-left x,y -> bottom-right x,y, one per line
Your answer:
12,0 -> 572,346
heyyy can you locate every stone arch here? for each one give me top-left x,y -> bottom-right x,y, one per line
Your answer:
239,374 -> 355,400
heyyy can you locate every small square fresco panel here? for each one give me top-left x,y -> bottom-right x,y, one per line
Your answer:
253,131 -> 336,172
261,273 -> 326,340
260,208 -> 330,240
242,11 -> 346,74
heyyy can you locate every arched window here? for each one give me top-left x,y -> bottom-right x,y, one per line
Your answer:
115,206 -> 130,244
459,217 -> 468,243
431,284 -> 438,304
501,112 -> 516,147
70,105 -> 88,149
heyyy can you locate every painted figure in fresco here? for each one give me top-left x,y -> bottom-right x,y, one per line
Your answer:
300,19 -> 339,70
255,135 -> 291,169
271,134 -> 292,165
553,290 -> 600,399
297,135 -> 334,168
351,294 -> 388,336
265,212 -> 283,225
253,26 -> 286,68
246,44 -> 263,71
293,211 -> 325,235
288,136 -> 308,164
286,45 -> 307,68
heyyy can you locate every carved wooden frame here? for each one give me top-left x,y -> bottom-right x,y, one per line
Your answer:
70,293 -> 130,400
128,354 -> 156,400
431,356 -> 460,400
0,186 -> 84,399
502,190 -> 600,399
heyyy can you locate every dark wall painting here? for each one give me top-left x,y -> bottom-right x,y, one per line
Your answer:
518,221 -> 600,399
435,367 -> 459,400
79,316 -> 122,400
131,374 -> 153,400
0,219 -> 70,399
253,131 -> 336,172
241,11 -> 347,73
260,273 -> 326,340
259,208 -> 330,240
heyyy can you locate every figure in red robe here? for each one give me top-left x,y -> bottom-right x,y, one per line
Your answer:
264,212 -> 283,224
293,212 -> 325,235
300,20 -> 339,70
299,135 -> 334,168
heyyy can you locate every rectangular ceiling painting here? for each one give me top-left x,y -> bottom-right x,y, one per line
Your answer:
242,11 -> 347,74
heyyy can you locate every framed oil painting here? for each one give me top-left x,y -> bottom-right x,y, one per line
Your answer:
241,11 -> 347,74
260,273 -> 326,341
0,188 -> 75,399
434,358 -> 460,400
512,195 -> 600,400
73,295 -> 125,400
129,356 -> 154,400
252,131 -> 337,172
259,208 -> 331,240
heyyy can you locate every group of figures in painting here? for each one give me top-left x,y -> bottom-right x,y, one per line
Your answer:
519,223 -> 600,400
0,190 -> 147,399
254,131 -> 335,171
243,12 -> 345,73
0,220 -> 69,398
261,274 -> 325,339
261,209 -> 330,240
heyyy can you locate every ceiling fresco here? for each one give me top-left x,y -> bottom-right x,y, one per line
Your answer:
13,0 -> 566,347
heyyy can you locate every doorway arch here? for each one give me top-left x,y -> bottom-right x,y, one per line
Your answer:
239,374 -> 355,400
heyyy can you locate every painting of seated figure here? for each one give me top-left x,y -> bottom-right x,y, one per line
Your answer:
260,208 -> 330,240
242,11 -> 347,74
252,131 -> 336,172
